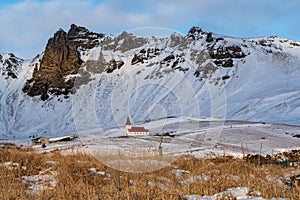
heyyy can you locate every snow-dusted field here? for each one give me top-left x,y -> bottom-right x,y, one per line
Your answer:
79,117 -> 300,153
27,117 -> 300,173
184,187 -> 267,200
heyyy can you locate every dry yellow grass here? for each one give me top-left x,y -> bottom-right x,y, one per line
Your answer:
0,148 -> 299,199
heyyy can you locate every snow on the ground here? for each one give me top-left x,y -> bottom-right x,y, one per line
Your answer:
88,168 -> 106,175
184,187 -> 271,200
30,117 -> 299,157
0,161 -> 26,170
21,172 -> 57,194
25,117 -> 299,173
0,161 -> 61,194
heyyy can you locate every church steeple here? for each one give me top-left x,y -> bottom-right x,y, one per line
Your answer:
125,117 -> 132,130
126,117 -> 131,125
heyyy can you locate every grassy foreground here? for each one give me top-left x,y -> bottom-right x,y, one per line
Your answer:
0,148 -> 299,199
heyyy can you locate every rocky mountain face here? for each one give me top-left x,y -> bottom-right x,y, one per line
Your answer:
0,53 -> 23,79
22,24 -> 104,100
68,24 -> 104,50
1,24 -> 300,138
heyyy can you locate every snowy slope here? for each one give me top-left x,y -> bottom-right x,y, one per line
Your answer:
0,54 -> 77,139
74,31 -> 300,131
1,27 -> 300,139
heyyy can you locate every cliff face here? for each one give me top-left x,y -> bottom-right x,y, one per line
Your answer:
22,24 -> 103,100
68,24 -> 104,50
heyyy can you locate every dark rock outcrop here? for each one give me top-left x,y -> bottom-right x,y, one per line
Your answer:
131,48 -> 161,65
187,27 -> 214,42
208,45 -> 246,69
188,26 -> 247,69
23,24 -> 105,100
160,54 -> 186,70
23,28 -> 82,99
213,58 -> 234,67
187,26 -> 206,40
0,53 -> 23,79
104,59 -> 124,73
209,45 -> 246,59
206,32 -> 214,42
68,24 -> 104,50
131,54 -> 144,65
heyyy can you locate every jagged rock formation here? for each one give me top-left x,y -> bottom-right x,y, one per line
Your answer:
188,27 -> 247,69
23,24 -> 104,100
23,28 -> 81,100
68,24 -> 104,50
131,48 -> 161,65
104,59 -> 124,73
0,53 -> 23,79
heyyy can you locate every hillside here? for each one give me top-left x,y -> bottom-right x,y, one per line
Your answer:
0,24 -> 300,139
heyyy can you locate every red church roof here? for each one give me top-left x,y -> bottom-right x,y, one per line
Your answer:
128,127 -> 149,132
126,117 -> 131,125
125,117 -> 149,133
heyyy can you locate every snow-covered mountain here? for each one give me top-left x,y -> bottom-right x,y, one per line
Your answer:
1,24 -> 300,139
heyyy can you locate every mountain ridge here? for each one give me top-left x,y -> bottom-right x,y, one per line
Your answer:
0,24 -> 300,139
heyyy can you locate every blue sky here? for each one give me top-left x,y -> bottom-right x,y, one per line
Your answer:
0,0 -> 299,59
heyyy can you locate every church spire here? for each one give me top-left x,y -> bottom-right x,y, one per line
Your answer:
126,117 -> 131,125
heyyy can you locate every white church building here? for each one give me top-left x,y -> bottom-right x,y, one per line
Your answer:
125,117 -> 149,136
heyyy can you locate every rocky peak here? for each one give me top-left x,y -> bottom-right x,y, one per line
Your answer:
23,24 -> 105,100
49,28 -> 67,46
45,28 -> 82,75
188,26 -> 204,35
23,28 -> 82,100
187,26 -> 207,40
68,24 -> 104,50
